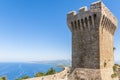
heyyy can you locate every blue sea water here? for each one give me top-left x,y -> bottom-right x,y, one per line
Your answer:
0,62 -> 63,80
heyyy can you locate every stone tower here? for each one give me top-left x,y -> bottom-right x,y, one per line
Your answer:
67,1 -> 118,80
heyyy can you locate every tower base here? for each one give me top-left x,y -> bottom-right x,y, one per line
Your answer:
68,68 -> 118,80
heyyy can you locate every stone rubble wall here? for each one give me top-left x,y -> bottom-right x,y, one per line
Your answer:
68,68 -> 101,80
68,68 -> 118,80
25,67 -> 70,80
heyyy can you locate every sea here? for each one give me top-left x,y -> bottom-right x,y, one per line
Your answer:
0,62 -> 63,80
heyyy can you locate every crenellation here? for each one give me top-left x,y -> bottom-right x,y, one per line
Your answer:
79,6 -> 88,13
90,1 -> 102,12
68,1 -> 118,29
91,1 -> 101,5
68,14 -> 100,32
67,11 -> 76,17
101,3 -> 118,27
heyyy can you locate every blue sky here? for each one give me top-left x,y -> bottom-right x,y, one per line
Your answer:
0,0 -> 119,62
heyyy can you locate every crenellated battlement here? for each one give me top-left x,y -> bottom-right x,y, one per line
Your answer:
90,1 -> 102,12
67,1 -> 118,35
79,6 -> 88,13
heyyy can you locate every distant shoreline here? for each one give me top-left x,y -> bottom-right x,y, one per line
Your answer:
0,62 -> 64,80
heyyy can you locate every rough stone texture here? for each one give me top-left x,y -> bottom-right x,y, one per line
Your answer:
68,68 -> 101,80
68,68 -> 119,80
118,67 -> 120,80
67,1 -> 118,80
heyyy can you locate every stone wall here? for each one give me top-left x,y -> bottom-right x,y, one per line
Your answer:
68,68 -> 118,80
67,4 -> 102,69
67,1 -> 118,80
25,67 -> 70,80
68,68 -> 101,80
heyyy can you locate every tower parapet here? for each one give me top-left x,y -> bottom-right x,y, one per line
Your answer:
67,1 -> 118,35
79,6 -> 88,13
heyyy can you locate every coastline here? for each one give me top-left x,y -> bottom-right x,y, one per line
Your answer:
0,62 -> 64,80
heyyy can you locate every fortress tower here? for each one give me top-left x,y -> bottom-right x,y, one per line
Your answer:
67,1 -> 118,80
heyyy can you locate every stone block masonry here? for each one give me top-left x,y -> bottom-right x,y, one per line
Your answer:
25,67 -> 70,80
67,1 -> 118,80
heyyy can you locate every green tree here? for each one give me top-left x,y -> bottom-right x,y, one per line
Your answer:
111,72 -> 118,78
15,78 -> 21,80
15,75 -> 30,80
0,76 -> 7,80
111,64 -> 119,78
113,65 -> 118,72
34,72 -> 45,77
46,68 -> 56,75
21,76 -> 30,79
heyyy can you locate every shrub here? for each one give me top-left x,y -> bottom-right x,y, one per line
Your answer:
34,72 -> 45,77
21,76 -> 30,79
111,64 -> 119,78
0,76 -> 7,80
113,65 -> 118,72
111,72 -> 118,78
46,68 -> 56,75
15,75 -> 30,80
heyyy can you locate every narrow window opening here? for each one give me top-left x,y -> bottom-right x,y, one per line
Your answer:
74,21 -> 77,30
78,20 -> 80,29
93,14 -> 97,24
71,22 -> 74,31
89,16 -> 92,26
94,14 -> 97,20
81,19 -> 84,30
85,17 -> 88,27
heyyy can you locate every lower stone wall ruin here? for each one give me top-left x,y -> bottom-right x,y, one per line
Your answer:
25,67 -> 70,80
68,68 -> 118,80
